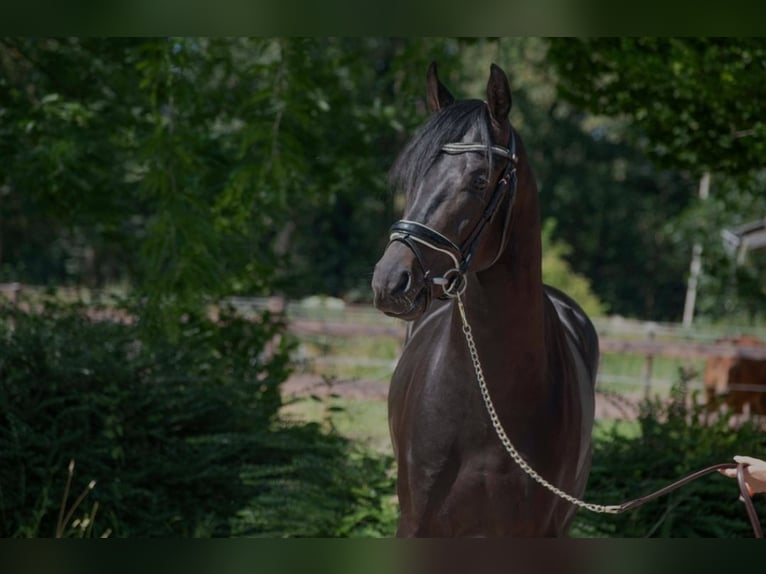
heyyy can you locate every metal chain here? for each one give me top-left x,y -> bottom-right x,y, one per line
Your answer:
456,294 -> 622,514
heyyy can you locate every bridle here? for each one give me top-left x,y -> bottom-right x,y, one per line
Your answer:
385,122 -> 763,537
387,130 -> 518,300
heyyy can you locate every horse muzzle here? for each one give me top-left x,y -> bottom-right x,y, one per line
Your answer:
371,242 -> 430,320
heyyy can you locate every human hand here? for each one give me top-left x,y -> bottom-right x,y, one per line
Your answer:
718,456 -> 766,496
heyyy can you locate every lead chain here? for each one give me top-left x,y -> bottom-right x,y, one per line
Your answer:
456,294 -> 622,514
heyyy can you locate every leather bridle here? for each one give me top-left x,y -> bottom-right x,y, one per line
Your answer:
387,131 -> 518,300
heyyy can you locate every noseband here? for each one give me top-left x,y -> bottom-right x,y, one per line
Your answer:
388,131 -> 519,299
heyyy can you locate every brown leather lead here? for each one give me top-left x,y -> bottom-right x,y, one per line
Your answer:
612,462 -> 762,538
737,463 -> 764,538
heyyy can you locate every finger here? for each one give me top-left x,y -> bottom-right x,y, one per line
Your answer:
733,455 -> 762,465
738,484 -> 755,500
719,468 -> 737,478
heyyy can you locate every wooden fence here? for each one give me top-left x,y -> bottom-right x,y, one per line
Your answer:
231,297 -> 766,397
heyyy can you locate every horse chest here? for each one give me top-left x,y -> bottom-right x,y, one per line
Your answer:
388,319 -> 584,535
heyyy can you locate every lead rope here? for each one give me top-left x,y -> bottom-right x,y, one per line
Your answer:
455,292 -> 764,535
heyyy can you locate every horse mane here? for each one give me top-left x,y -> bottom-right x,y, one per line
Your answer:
388,99 -> 495,196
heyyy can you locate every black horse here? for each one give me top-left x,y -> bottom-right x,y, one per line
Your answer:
371,62 -> 599,536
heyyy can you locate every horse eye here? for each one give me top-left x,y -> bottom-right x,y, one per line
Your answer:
472,175 -> 489,191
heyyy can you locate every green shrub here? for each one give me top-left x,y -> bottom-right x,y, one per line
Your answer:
541,219 -> 606,317
573,373 -> 766,537
232,424 -> 397,537
0,298 -> 397,537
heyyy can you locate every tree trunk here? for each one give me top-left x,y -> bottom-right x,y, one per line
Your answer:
682,172 -> 711,327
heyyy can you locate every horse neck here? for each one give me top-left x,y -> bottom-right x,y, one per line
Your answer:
464,141 -> 547,358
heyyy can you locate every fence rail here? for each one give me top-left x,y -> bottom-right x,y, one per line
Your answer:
283,317 -> 766,362
250,297 -> 766,396
599,338 -> 766,361
289,325 -> 766,392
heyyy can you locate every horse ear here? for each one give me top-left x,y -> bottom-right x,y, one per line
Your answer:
486,63 -> 512,123
426,61 -> 455,113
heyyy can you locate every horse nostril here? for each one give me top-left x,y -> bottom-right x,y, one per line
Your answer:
393,270 -> 412,295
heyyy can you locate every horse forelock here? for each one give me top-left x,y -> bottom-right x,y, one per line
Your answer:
388,100 -> 496,199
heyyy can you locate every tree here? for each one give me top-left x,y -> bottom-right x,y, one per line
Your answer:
0,38 -> 145,287
0,38 -> 463,323
7,37 -> 761,322
545,38 -> 766,322
546,38 -> 766,175
673,172 -> 766,323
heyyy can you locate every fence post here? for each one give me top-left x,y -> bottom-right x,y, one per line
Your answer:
642,325 -> 656,398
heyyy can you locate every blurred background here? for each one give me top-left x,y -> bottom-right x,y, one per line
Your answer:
1,37 -> 765,537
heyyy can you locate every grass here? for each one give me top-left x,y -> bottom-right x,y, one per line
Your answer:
593,418 -> 640,441
281,396 -> 393,456
295,334 -> 401,380
597,354 -> 705,396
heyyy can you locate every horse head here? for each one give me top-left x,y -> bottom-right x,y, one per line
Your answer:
372,62 -> 519,320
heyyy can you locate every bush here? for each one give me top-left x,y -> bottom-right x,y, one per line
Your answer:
0,298 -> 396,537
541,220 -> 606,317
232,424 -> 397,537
573,374 -> 766,537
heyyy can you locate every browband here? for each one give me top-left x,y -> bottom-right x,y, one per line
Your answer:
441,142 -> 517,161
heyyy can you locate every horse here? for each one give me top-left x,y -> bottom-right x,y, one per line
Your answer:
371,62 -> 600,537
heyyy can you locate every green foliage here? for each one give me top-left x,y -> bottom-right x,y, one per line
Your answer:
0,38 -> 463,315
3,36 -> 764,326
541,219 -> 606,317
573,375 -> 766,537
0,298 -> 396,537
233,425 -> 397,537
538,38 -> 766,321
547,38 -> 766,175
671,173 -> 766,324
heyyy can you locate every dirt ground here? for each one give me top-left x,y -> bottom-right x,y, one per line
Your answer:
282,373 -> 643,420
